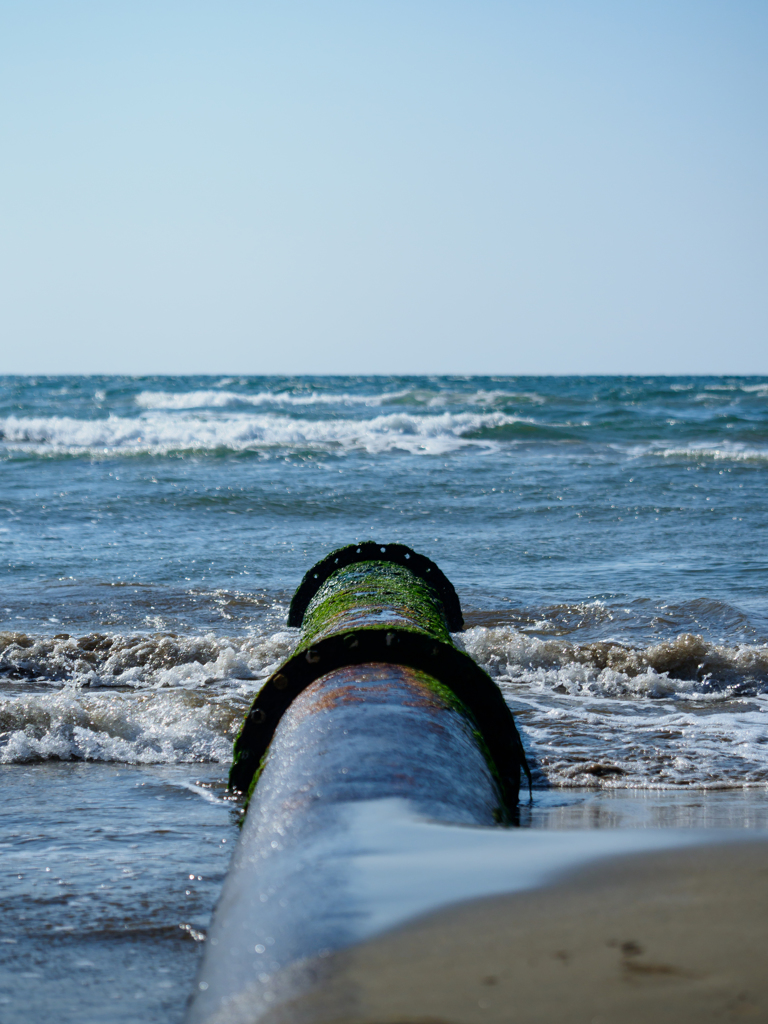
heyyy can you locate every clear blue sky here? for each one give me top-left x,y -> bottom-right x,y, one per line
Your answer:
1,0 -> 766,375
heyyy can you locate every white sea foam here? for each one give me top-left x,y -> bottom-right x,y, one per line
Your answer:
133,388 -> 542,411
462,626 -> 768,699
656,445 -> 768,463
0,630 -> 295,765
461,625 -> 768,787
10,626 -> 764,701
134,389 -> 413,410
0,690 -> 242,764
0,410 -> 533,456
0,630 -> 297,689
414,389 -> 546,409
515,694 -> 768,788
622,440 -> 768,463
2,626 -> 767,787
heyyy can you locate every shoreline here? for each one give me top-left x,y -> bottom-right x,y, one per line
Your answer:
264,838 -> 768,1024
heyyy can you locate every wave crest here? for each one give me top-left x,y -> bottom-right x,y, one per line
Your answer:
0,410 -> 532,456
134,389 -> 411,410
0,690 -> 243,764
3,626 -> 767,786
0,630 -> 296,688
462,627 -> 768,699
0,630 -> 297,765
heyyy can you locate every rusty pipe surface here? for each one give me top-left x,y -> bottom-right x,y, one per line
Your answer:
186,545 -> 528,1024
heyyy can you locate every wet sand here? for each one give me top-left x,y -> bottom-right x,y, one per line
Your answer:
268,839 -> 768,1024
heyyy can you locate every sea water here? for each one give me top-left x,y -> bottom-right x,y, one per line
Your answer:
2,375 -> 767,1022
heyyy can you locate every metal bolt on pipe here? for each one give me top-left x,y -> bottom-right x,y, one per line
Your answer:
187,543 -> 529,1024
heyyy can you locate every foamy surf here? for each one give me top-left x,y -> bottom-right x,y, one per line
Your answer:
462,627 -> 768,699
0,630 -> 297,689
133,389 -> 413,410
133,387 -> 547,411
0,689 -> 242,764
3,626 -> 767,787
517,696 -> 768,788
461,628 -> 768,788
0,410 -> 535,456
0,631 -> 292,766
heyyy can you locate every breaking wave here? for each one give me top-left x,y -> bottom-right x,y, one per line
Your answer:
650,443 -> 768,463
0,630 -> 297,766
461,627 -> 768,700
133,387 -> 547,411
0,630 -> 296,688
134,389 -> 411,410
2,626 -> 767,789
0,410 -> 535,456
8,626 -> 763,702
460,627 -> 768,789
0,689 -> 241,764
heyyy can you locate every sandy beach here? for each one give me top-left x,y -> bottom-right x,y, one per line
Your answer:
268,839 -> 768,1024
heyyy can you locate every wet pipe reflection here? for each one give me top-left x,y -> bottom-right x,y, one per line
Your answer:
187,543 -> 530,1024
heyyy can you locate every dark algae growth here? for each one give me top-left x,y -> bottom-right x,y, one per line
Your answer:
230,543 -> 529,814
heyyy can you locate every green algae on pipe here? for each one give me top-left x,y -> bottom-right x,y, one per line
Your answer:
301,560 -> 453,647
229,543 -> 530,814
287,541 -> 464,631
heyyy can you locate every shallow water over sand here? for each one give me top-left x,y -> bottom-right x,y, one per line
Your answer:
3,765 -> 767,1024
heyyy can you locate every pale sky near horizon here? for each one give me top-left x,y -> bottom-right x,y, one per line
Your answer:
1,1 -> 766,376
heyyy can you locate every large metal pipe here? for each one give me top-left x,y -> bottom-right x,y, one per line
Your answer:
187,543 -> 528,1024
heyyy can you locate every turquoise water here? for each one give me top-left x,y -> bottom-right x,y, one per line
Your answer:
1,375 -> 767,1021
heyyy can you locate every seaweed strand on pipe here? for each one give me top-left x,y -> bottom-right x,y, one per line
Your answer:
187,544 -> 529,1024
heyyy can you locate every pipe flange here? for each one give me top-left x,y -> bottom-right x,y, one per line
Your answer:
229,627 -> 529,810
288,542 -> 464,631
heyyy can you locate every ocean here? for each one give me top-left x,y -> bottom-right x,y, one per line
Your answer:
2,374 -> 767,1022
